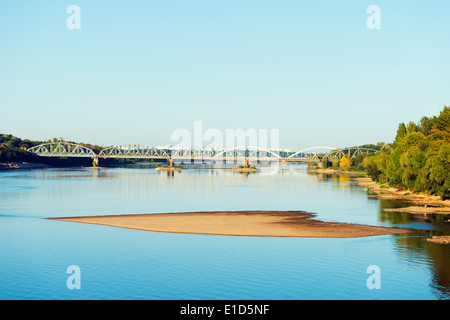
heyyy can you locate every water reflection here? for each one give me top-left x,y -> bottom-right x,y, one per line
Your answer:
234,171 -> 257,178
426,241 -> 450,299
307,170 -> 450,298
1,164 -> 449,299
307,172 -> 353,189
377,190 -> 450,299
388,231 -> 450,299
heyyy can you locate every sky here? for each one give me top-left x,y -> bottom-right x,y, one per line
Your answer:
0,0 -> 449,149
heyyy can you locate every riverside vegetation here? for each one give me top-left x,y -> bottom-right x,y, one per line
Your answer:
364,106 -> 450,200
0,136 -> 103,163
314,106 -> 449,200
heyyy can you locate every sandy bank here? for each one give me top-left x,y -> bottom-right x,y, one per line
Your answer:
49,211 -> 411,238
427,236 -> 450,244
383,206 -> 450,215
232,167 -> 260,172
353,177 -> 450,214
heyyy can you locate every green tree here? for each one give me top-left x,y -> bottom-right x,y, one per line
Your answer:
332,158 -> 339,168
386,148 -> 402,186
433,105 -> 450,132
352,153 -> 364,169
366,156 -> 382,182
322,157 -> 329,168
428,143 -> 450,199
419,116 -> 434,135
395,123 -> 407,143
406,121 -> 418,134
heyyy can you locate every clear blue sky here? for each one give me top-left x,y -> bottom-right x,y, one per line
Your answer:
1,0 -> 449,149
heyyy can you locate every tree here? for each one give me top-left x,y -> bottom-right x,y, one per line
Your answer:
322,157 -> 329,168
366,156 -> 382,182
386,148 -> 402,186
353,153 -> 364,168
433,106 -> 450,132
428,143 -> 450,199
395,123 -> 407,143
362,156 -> 371,169
339,157 -> 350,170
332,158 -> 339,168
419,116 -> 434,135
406,121 -> 418,134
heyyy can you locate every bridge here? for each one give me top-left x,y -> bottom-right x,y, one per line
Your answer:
26,142 -> 379,165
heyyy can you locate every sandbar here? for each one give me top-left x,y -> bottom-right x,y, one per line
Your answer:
49,211 -> 411,238
232,168 -> 260,172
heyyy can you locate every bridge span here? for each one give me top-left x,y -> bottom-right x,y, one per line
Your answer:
27,142 -> 379,165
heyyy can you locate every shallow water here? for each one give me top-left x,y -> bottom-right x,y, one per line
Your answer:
0,164 -> 449,299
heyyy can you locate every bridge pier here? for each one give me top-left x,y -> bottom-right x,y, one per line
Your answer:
93,156 -> 99,167
167,157 -> 173,167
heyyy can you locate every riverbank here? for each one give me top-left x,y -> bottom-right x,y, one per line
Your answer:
0,162 -> 50,170
155,166 -> 183,171
353,177 -> 450,215
313,167 -> 450,214
49,211 -> 411,238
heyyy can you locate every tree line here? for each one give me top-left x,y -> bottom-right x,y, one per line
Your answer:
317,106 -> 449,199
0,134 -> 104,162
364,106 -> 450,200
321,143 -> 385,171
0,134 -> 43,162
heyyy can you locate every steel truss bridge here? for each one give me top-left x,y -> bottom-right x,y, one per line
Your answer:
27,142 -> 379,164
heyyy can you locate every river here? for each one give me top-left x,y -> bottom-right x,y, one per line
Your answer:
0,163 -> 449,299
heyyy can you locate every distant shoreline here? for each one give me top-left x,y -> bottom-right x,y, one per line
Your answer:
0,162 -> 50,170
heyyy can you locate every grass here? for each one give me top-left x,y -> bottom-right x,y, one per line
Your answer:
238,165 -> 257,169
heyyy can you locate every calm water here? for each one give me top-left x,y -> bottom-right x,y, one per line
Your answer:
0,164 -> 449,300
